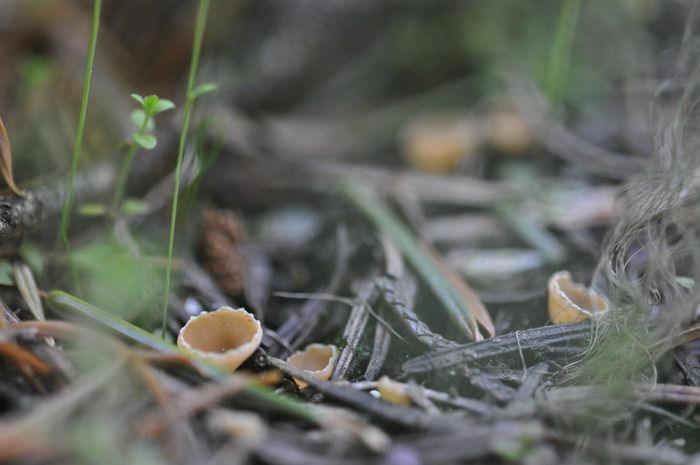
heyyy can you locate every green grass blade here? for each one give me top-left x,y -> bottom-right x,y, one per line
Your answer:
49,290 -> 185,355
161,0 -> 210,336
59,0 -> 102,293
339,180 -> 478,340
47,290 -> 315,422
545,0 -> 581,102
494,203 -> 566,266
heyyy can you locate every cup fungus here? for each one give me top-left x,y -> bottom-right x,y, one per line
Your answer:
399,112 -> 484,173
177,306 -> 262,371
377,376 -> 412,405
548,271 -> 608,325
486,106 -> 536,154
286,343 -> 339,389
207,409 -> 267,448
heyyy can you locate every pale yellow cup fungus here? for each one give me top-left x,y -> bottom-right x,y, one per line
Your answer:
399,112 -> 484,173
486,106 -> 536,154
286,343 -> 339,389
207,408 -> 267,449
377,376 -> 412,405
177,306 -> 262,371
547,271 -> 608,325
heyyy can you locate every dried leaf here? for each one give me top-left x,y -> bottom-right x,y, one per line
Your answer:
14,262 -> 44,321
0,342 -> 50,373
0,117 -> 24,197
0,296 -> 20,327
425,245 -> 495,339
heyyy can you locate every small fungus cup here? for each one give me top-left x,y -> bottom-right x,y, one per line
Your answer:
286,343 -> 339,389
377,376 -> 412,405
486,106 -> 536,154
399,112 -> 484,173
177,306 -> 262,371
548,271 -> 609,325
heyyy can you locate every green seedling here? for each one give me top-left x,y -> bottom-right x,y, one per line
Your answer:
81,88 -> 214,221
129,93 -> 176,150
109,94 -> 174,214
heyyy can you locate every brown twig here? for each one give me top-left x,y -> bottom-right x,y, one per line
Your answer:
362,308 -> 391,381
268,356 -> 431,429
331,279 -> 375,382
402,320 -> 594,375
375,276 -> 458,351
0,162 -> 115,240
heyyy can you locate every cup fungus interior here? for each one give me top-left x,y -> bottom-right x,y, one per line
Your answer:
548,271 -> 608,324
286,343 -> 339,388
177,307 -> 262,371
287,344 -> 336,372
181,309 -> 259,352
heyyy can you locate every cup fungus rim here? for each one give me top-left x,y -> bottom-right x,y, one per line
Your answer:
548,270 -> 609,324
177,306 -> 263,371
286,343 -> 339,388
286,343 -> 339,375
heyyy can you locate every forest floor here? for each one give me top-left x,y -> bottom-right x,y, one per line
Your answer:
0,1 -> 700,464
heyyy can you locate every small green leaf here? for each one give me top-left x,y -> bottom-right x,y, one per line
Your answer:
190,83 -> 218,99
151,99 -> 175,114
144,95 -> 160,109
0,260 -> 14,286
130,110 -> 155,132
133,133 -> 157,150
78,203 -> 107,217
130,94 -> 145,106
120,198 -> 150,215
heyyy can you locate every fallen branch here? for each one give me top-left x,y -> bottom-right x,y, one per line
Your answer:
0,163 -> 115,241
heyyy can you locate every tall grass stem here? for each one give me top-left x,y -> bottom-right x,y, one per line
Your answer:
59,0 -> 101,293
546,0 -> 580,102
161,0 -> 210,335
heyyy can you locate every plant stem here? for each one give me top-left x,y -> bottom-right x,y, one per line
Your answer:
110,118 -> 149,214
59,0 -> 101,293
162,0 -> 210,335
